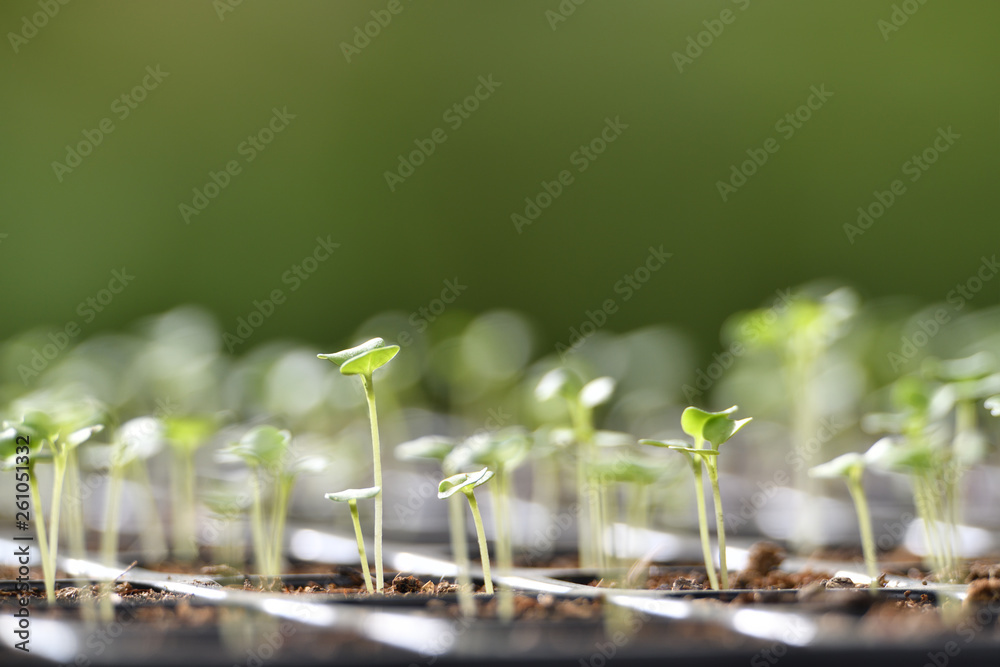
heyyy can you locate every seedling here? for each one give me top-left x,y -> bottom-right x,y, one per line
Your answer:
642,406 -> 751,590
438,468 -> 495,595
101,417 -> 166,569
395,435 -> 476,615
325,486 -> 381,593
219,425 -> 327,583
164,414 -> 220,561
535,370 -> 616,571
318,338 -> 399,592
810,453 -> 878,590
0,408 -> 102,603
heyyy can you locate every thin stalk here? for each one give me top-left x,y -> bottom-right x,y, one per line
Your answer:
845,470 -> 878,591
626,483 -> 648,558
570,401 -> 599,570
493,466 -> 515,621
101,463 -> 124,566
465,489 -> 494,594
448,493 -> 475,616
705,458 -> 728,589
47,453 -> 67,591
270,476 -> 292,578
172,448 -> 198,561
250,467 -> 268,578
575,448 -> 593,568
64,448 -> 87,562
690,457 -> 719,590
131,460 -> 167,562
28,466 -> 55,603
361,374 -> 384,592
913,474 -> 945,580
348,500 -> 373,593
603,478 -> 618,567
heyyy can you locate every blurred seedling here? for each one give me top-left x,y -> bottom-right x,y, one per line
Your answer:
642,406 -> 751,590
395,435 -> 476,614
438,467 -> 496,595
1,405 -> 103,603
810,452 -> 878,591
219,425 -> 328,585
318,338 -> 399,592
325,487 -> 381,593
535,370 -> 617,572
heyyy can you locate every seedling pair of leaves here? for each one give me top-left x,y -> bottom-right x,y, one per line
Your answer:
318,337 -> 399,592
641,406 -> 751,590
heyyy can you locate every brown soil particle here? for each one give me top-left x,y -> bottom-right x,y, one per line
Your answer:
965,561 -> 1000,583
965,578 -> 1000,607
745,541 -> 786,575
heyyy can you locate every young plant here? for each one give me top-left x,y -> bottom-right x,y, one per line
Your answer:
535,370 -> 616,572
325,486 -> 381,593
219,425 -> 327,583
438,467 -> 495,595
395,435 -> 476,614
641,406 -> 751,590
318,338 -> 399,592
164,414 -> 220,561
809,452 -> 878,590
101,417 -> 166,569
0,410 -> 103,602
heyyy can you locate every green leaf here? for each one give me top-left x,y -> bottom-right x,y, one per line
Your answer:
318,338 -> 399,376
809,452 -> 864,479
438,467 -> 494,499
222,425 -> 290,468
326,486 -> 381,502
680,406 -> 751,448
64,424 -> 104,449
287,454 -> 330,476
395,436 -> 457,462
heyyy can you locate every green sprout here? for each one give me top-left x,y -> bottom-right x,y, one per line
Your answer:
1,409 -> 103,603
395,435 -> 476,615
318,338 -> 399,593
438,467 -> 495,595
535,370 -> 616,572
219,425 -> 327,584
810,452 -> 878,591
642,406 -> 751,590
101,417 -> 166,569
445,428 -> 529,606
164,414 -> 220,561
986,395 -> 1000,417
325,486 -> 381,594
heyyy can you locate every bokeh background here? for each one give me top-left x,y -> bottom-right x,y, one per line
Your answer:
3,0 -> 998,357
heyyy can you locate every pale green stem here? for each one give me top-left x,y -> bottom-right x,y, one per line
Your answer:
465,489 -> 494,594
493,466 -> 515,621
48,453 -> 67,591
603,478 -> 618,567
627,483 -> 648,558
913,474 -> 945,580
705,457 -> 728,589
28,465 -> 55,603
132,460 -> 167,562
845,469 -> 878,591
270,475 -> 292,578
172,448 -> 198,561
101,463 -> 124,567
448,493 -> 475,616
250,467 -> 268,578
348,500 -> 373,593
690,456 -> 719,590
64,448 -> 87,562
361,374 -> 384,592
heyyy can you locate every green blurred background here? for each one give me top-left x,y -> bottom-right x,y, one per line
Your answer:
3,0 -> 998,360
